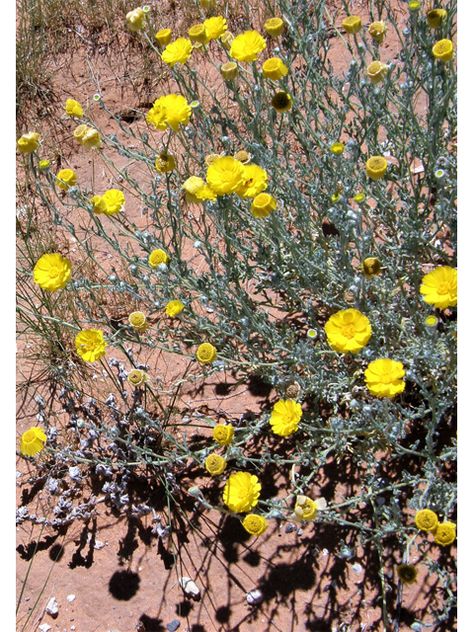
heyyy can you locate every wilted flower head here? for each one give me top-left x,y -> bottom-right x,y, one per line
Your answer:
17,132 -> 41,154
155,152 -> 176,173
396,564 -> 418,585
427,8 -> 447,28
251,193 -> 277,218
366,156 -> 388,180
264,17 -> 285,37
220,61 -> 238,80
368,21 -> 387,43
65,98 -> 84,118
155,28 -> 172,46
367,60 -> 388,84
128,311 -> 148,333
127,369 -> 149,387
126,7 -> 146,32
262,57 -> 288,80
271,91 -> 293,112
204,453 -> 227,475
432,39 -> 454,62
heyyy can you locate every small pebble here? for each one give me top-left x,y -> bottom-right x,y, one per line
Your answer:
246,589 -> 264,606
352,563 -> 363,574
39,625 -> 52,632
46,597 -> 59,617
67,594 -> 76,603
178,577 -> 200,599
166,620 -> 180,632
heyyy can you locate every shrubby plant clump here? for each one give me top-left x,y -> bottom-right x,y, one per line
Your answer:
17,0 -> 456,626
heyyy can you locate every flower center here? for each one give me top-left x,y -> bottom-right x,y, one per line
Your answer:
437,282 -> 450,295
342,324 -> 355,338
48,265 -> 59,278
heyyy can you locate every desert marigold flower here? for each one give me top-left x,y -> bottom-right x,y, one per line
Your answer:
220,61 -> 238,80
368,20 -> 387,43
353,191 -> 366,203
269,399 -> 302,437
204,16 -> 227,40
294,495 -> 318,521
74,125 -> 101,148
205,153 -> 222,166
161,37 -> 193,66
213,424 -> 234,446
38,159 -> 50,171
271,91 -> 292,112
155,28 -> 172,46
230,30 -> 266,62
17,132 -> 41,154
234,149 -> 251,164
324,308 -> 372,354
365,358 -> 406,398
165,299 -> 185,317
220,30 -> 234,49
427,8 -> 447,28
148,248 -> 169,267
330,142 -> 345,155
223,471 -> 261,513
264,17 -> 285,37
205,453 -> 227,475
75,329 -> 107,363
262,57 -> 288,80
366,156 -> 388,180
408,0 -> 421,10
128,311 -> 148,333
433,522 -> 456,546
362,256 -> 382,277
188,23 -> 208,44
206,156 -> 245,195
126,7 -> 145,32
127,369 -> 149,386
367,60 -> 388,84
92,189 -> 125,215
65,98 -> 84,117
196,342 -> 217,364
251,192 -> 277,218
242,514 -> 268,536
396,564 -> 418,585
73,123 -> 88,142
432,39 -> 454,62
33,253 -> 72,292
425,314 -> 439,327
155,152 -> 176,173
342,15 -> 362,34
182,176 -> 217,203
146,94 -> 192,132
420,266 -> 457,309
414,508 -> 439,532
236,164 -> 268,198
20,427 -> 47,457
56,168 -> 77,190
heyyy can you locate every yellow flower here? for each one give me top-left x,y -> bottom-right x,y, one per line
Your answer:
213,424 -> 234,446
324,308 -> 372,354
20,427 -> 47,457
432,39 -> 454,62
420,266 -> 457,309
188,23 -> 208,44
366,156 -> 388,180
33,253 -> 72,292
342,15 -> 362,34
414,508 -> 439,532
126,7 -> 145,32
408,1 -> 421,10
427,8 -> 447,28
75,329 -> 107,363
365,358 -> 406,398
362,256 -> 382,277
127,369 -> 149,386
425,314 -> 439,327
128,311 -> 148,333
271,91 -> 292,112
223,471 -> 261,513
65,98 -> 84,117
56,168 -> 77,190
146,94 -> 192,132
196,342 -> 217,364
396,564 -> 418,585
236,164 -> 268,198
230,30 -> 266,62
242,514 -> 268,536
17,132 -> 41,154
367,60 -> 388,84
330,142 -> 345,155
262,57 -> 288,80
38,159 -> 50,171
73,123 -> 88,143
264,17 -> 285,37
368,21 -> 387,43
269,399 -> 302,437
205,153 -> 223,166
92,189 -> 125,215
206,156 -> 245,195
205,453 -> 227,475
155,152 -> 176,173
220,61 -> 238,80
182,176 -> 217,203
155,28 -> 172,46
433,522 -> 456,546
353,191 -> 366,203
220,31 -> 234,49
294,495 -> 317,521
165,300 -> 185,317
148,248 -> 169,267
234,149 -> 251,164
251,193 -> 277,218
82,127 -> 102,149
161,37 -> 193,66
204,16 -> 227,40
